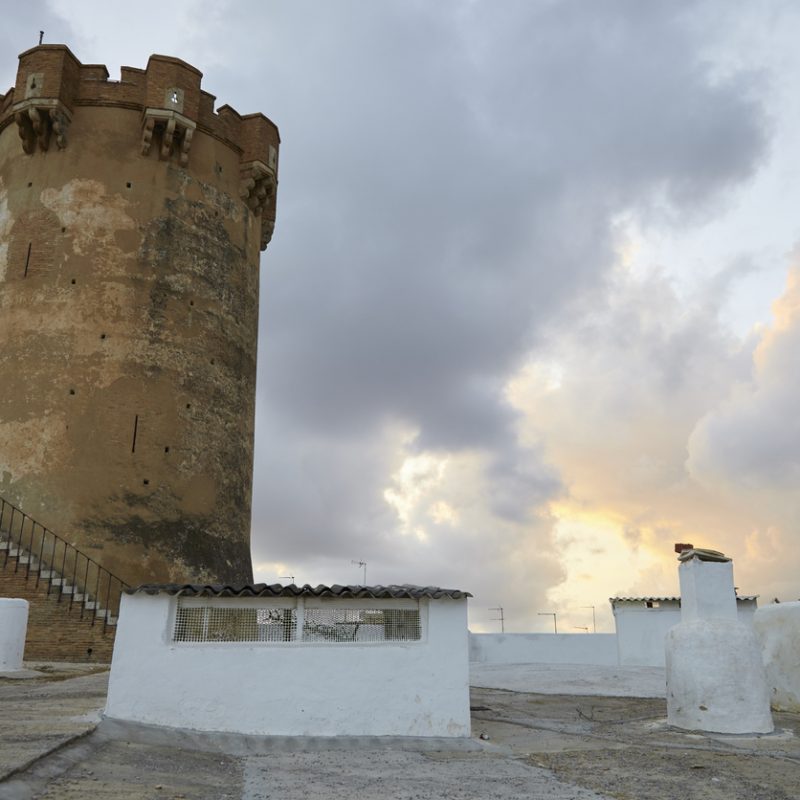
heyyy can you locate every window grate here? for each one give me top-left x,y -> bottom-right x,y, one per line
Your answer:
173,604 -> 296,642
302,608 -> 421,642
172,601 -> 421,643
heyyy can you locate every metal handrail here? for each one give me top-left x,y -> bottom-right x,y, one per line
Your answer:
0,496 -> 128,633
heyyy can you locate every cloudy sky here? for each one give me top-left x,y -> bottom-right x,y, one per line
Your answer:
3,1 -> 799,632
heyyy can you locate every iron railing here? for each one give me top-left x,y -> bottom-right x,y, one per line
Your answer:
0,496 -> 128,633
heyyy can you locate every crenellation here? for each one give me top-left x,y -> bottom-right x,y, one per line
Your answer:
240,113 -> 280,168
198,90 -> 217,127
144,54 -> 202,118
120,66 -> 145,83
15,45 -> 81,111
0,46 -> 279,198
80,64 -> 110,81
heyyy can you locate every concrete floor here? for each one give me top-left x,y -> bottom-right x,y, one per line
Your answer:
1,662 -> 798,800
470,662 -> 666,698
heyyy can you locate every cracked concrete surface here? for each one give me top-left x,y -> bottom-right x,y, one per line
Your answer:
1,663 -> 799,799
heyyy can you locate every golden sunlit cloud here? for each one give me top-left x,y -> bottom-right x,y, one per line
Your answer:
383,453 -> 449,532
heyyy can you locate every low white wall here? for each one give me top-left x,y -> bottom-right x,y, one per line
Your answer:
753,601 -> 800,712
614,600 -> 758,667
106,594 -> 471,737
469,633 -> 618,666
0,598 -> 28,671
615,605 -> 681,667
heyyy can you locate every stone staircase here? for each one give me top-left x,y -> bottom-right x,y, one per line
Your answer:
0,537 -> 119,627
0,498 -> 127,662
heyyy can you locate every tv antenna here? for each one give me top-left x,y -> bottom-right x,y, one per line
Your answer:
537,612 -> 557,633
279,575 -> 295,585
489,606 -> 505,633
351,559 -> 367,584
39,31 -> 44,45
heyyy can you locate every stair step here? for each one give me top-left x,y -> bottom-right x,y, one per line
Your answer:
17,556 -> 39,566
39,570 -> 57,579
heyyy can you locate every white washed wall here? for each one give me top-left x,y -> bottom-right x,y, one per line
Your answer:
469,633 -> 618,665
0,598 -> 28,671
753,601 -> 800,712
615,599 -> 758,667
105,594 -> 470,737
614,604 -> 682,667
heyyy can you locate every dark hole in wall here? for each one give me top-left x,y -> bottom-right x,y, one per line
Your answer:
164,446 -> 170,453
69,389 -> 75,395
143,479 -> 149,486
71,278 -> 76,285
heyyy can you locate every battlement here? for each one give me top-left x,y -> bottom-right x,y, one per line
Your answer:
0,44 -> 279,248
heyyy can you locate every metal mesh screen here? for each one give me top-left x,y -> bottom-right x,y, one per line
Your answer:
173,604 -> 297,642
302,608 -> 421,642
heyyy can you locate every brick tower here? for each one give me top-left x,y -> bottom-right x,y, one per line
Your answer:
0,45 -> 279,586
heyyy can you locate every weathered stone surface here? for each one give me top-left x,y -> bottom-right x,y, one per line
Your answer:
0,45 -> 279,586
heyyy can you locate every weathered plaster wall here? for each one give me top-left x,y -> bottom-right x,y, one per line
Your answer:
0,598 -> 28,670
0,46 -> 279,586
469,633 -> 618,666
753,601 -> 800,712
105,594 -> 472,737
666,619 -> 773,734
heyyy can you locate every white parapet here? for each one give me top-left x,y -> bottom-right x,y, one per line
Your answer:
665,555 -> 773,734
753,600 -> 800,712
105,587 -> 471,738
469,633 -> 618,666
0,598 -> 29,671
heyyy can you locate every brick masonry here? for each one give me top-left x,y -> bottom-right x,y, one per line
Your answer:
0,554 -> 115,663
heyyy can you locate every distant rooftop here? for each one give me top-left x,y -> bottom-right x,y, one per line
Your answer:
126,583 -> 472,599
610,595 -> 758,603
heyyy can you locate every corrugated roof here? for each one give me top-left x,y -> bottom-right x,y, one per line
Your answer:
609,595 -> 758,603
125,583 -> 472,599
